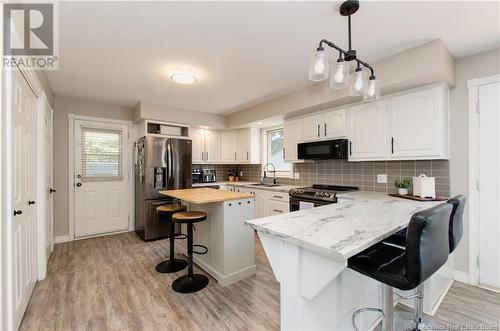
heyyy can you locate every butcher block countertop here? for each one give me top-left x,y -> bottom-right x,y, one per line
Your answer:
160,188 -> 254,204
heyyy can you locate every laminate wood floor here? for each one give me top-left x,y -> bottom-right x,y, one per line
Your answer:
20,232 -> 500,331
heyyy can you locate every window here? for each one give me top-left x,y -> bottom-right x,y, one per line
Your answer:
266,128 -> 291,172
81,128 -> 123,180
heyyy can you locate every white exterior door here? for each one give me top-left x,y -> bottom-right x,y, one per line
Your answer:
348,99 -> 389,160
74,120 -> 130,238
478,79 -> 500,290
11,69 -> 38,330
324,108 -> 347,139
221,131 -> 238,163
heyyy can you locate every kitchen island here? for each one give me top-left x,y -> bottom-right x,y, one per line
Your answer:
160,188 -> 256,286
246,191 -> 454,331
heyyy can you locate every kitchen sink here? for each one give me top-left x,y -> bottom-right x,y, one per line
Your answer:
249,183 -> 282,187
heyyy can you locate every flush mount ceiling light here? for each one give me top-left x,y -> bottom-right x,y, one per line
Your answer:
308,0 -> 380,101
170,69 -> 198,85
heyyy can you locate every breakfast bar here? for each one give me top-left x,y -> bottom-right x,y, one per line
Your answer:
160,188 -> 256,286
246,191 -> 454,330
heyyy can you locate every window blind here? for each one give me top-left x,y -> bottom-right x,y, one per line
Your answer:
81,127 -> 123,181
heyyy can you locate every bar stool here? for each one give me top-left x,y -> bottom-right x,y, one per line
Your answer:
348,203 -> 452,331
171,211 -> 209,293
155,204 -> 188,273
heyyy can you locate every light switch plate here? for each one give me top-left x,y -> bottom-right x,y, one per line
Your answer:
294,172 -> 300,180
377,174 -> 387,184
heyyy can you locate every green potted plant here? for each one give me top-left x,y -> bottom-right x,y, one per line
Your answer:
394,178 -> 411,195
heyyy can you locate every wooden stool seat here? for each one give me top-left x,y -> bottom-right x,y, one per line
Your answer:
156,204 -> 187,214
172,211 -> 207,223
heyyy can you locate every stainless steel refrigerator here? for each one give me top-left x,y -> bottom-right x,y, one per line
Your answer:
134,136 -> 192,241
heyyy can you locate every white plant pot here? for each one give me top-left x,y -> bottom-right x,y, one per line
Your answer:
398,188 -> 408,195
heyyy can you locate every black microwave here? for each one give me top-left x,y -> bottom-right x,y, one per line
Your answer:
298,139 -> 348,160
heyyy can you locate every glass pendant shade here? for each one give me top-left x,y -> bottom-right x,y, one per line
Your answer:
363,76 -> 380,101
330,59 -> 349,89
308,49 -> 329,81
349,68 -> 366,96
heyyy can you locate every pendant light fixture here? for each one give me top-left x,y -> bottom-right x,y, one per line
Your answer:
308,0 -> 380,101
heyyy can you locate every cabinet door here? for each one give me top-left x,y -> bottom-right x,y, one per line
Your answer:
390,88 -> 441,158
348,99 -> 389,160
302,114 -> 323,142
205,130 -> 221,163
191,129 -> 205,163
283,118 -> 301,161
255,190 -> 268,218
324,108 -> 347,139
268,200 -> 288,215
237,129 -> 250,163
221,131 -> 238,163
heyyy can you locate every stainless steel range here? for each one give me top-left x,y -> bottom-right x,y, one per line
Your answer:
289,184 -> 358,211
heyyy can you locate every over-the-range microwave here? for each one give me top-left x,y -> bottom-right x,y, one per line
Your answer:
297,139 -> 349,160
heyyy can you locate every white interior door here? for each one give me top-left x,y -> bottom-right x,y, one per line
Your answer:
74,120 -> 130,238
11,69 -> 38,330
45,107 -> 54,255
478,79 -> 500,290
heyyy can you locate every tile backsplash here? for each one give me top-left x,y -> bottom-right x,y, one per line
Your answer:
193,159 -> 450,197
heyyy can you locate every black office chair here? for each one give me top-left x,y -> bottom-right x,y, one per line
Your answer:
348,203 -> 453,331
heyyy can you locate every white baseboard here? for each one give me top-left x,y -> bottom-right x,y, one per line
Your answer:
54,235 -> 70,244
453,270 -> 470,284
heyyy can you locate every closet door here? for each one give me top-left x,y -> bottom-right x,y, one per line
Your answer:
11,69 -> 38,330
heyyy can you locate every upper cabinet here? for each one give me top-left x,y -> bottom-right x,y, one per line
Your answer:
191,128 -> 206,163
221,131 -> 238,163
348,99 -> 389,160
283,118 -> 302,162
205,130 -> 221,163
302,108 -> 347,142
389,86 -> 448,159
237,128 -> 261,164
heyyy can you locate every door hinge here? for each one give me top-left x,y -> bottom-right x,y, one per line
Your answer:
476,100 -> 480,114
476,256 -> 480,268
476,179 -> 480,191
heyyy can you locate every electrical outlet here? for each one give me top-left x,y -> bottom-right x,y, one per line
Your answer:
377,174 -> 387,184
294,172 -> 300,180
239,171 -> 243,177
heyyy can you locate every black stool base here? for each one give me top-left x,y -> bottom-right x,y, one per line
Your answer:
172,274 -> 209,293
155,259 -> 187,273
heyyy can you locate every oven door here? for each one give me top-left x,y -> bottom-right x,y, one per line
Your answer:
289,197 -> 332,212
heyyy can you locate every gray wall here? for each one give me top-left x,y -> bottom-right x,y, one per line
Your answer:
53,96 -> 134,237
449,47 -> 500,274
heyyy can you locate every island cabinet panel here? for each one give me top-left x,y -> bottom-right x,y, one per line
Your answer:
348,99 -> 389,160
390,86 -> 448,159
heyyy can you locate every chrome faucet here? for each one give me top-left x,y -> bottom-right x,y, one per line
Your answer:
263,163 -> 278,185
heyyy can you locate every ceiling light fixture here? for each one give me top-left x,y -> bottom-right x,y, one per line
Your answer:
308,0 -> 380,101
170,69 -> 198,85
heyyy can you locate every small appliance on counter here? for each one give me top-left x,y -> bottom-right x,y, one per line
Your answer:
192,168 -> 216,183
412,174 -> 436,198
192,168 -> 202,184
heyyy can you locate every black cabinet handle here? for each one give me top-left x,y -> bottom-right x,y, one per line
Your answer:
13,210 -> 22,216
28,201 -> 35,205
391,137 -> 394,154
324,123 -> 327,136
49,188 -> 56,193
350,141 -> 352,156
317,124 -> 320,137
273,209 -> 283,213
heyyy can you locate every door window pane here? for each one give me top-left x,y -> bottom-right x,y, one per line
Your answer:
267,129 -> 291,171
81,128 -> 123,180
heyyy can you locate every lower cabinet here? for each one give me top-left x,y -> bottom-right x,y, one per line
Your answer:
229,185 -> 290,218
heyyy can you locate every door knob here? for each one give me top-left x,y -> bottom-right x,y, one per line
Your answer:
76,183 -> 82,187
49,188 -> 56,193
28,200 -> 35,205
13,210 -> 22,216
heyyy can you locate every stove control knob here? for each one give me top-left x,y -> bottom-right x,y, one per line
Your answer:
325,193 -> 331,198
299,190 -> 304,195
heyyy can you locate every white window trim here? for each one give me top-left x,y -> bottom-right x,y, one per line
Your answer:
261,125 -> 293,179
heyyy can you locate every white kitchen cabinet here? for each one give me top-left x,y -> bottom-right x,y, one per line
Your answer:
390,85 -> 448,159
324,108 -> 347,139
302,113 -> 324,142
268,200 -> 288,215
221,131 -> 238,163
283,118 -> 302,162
191,128 -> 206,163
205,130 -> 221,163
255,190 -> 269,218
302,108 -> 347,142
348,99 -> 389,160
237,128 -> 261,164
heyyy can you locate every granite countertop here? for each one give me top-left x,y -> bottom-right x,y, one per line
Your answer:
245,191 -> 444,262
192,181 -> 300,193
160,188 -> 254,204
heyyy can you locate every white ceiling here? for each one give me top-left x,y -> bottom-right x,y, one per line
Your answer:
47,1 -> 500,114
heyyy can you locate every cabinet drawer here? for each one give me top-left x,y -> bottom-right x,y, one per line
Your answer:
269,191 -> 289,202
268,200 -> 289,215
